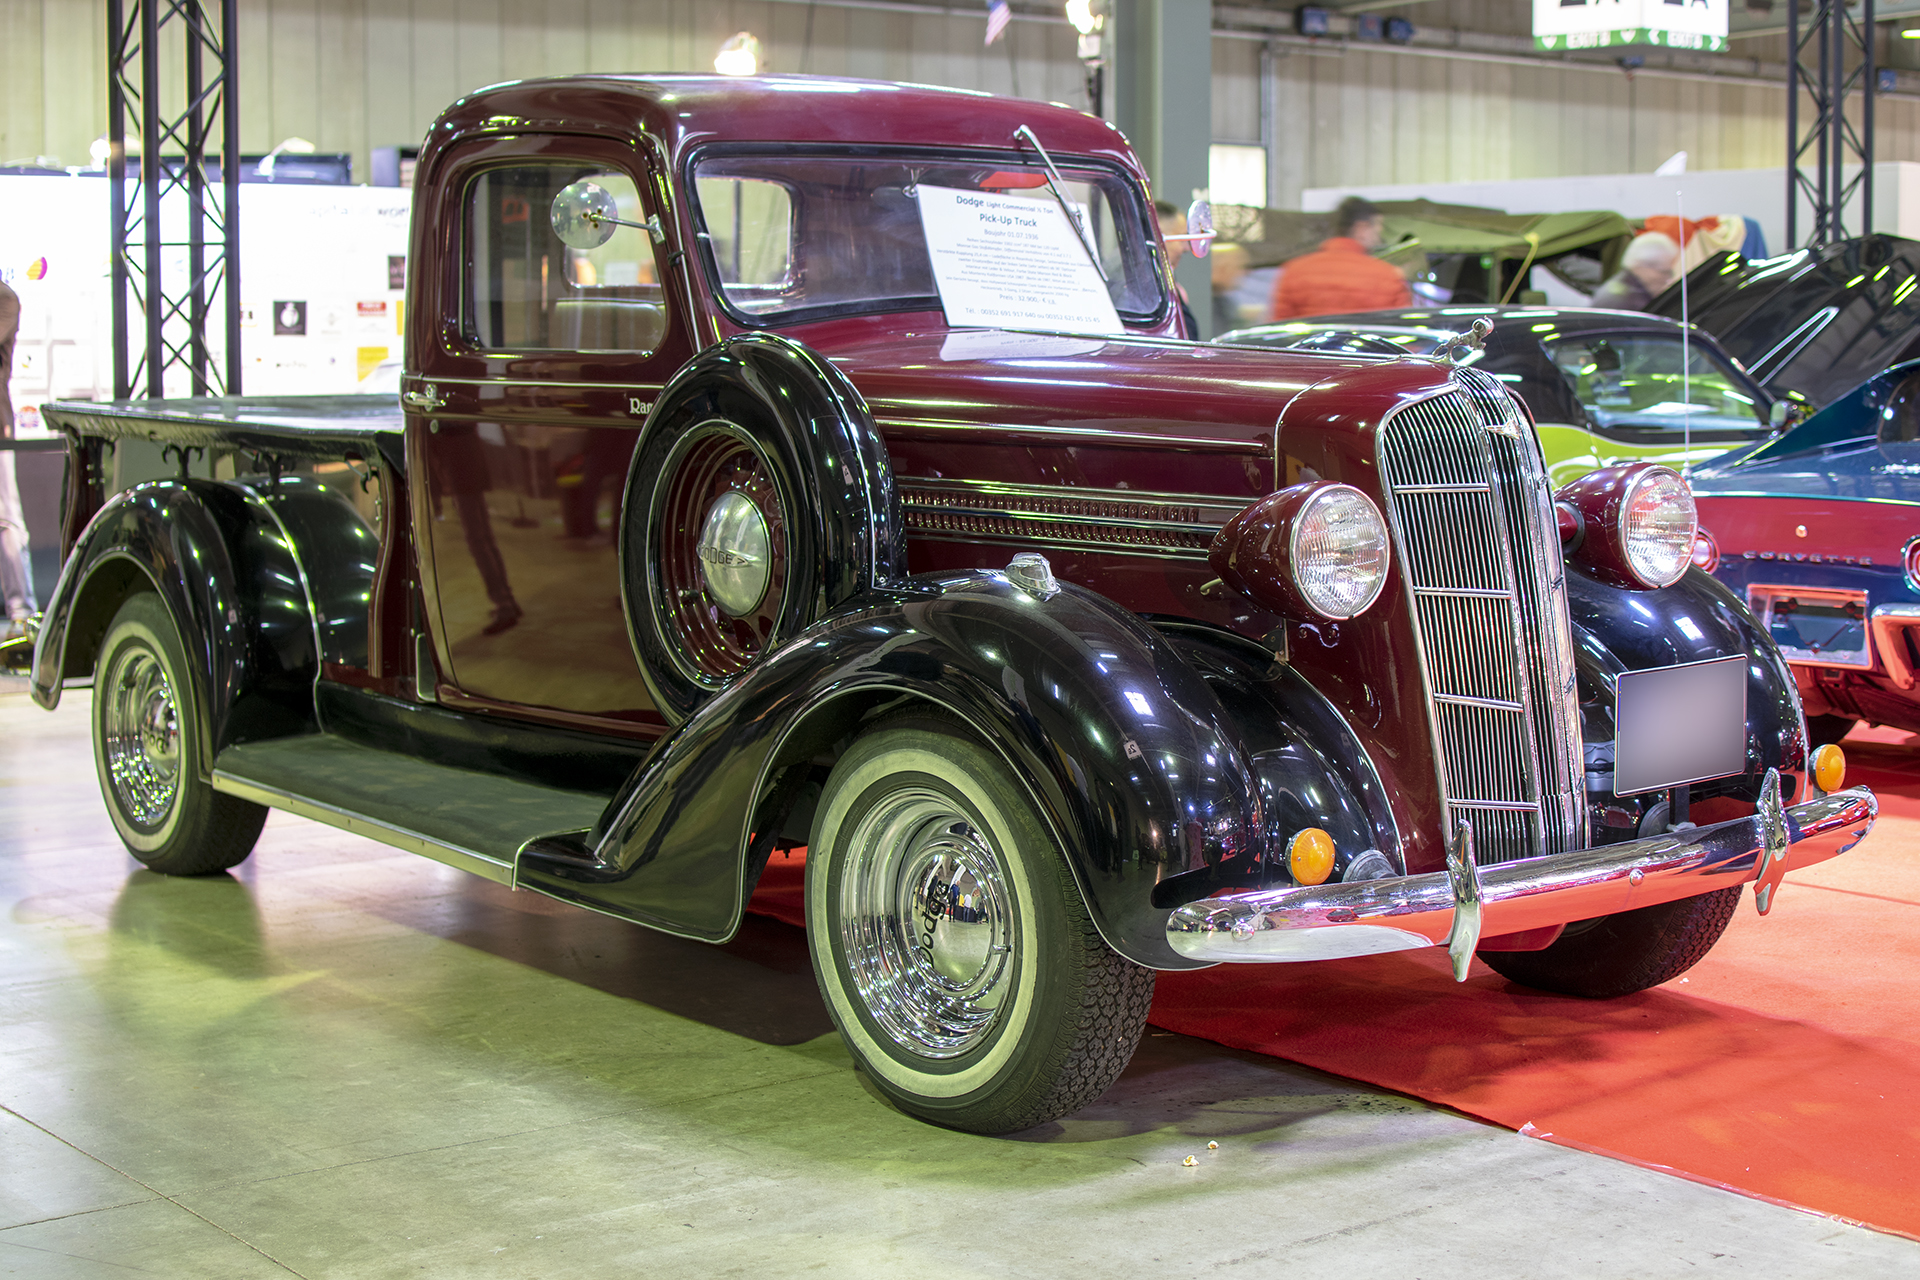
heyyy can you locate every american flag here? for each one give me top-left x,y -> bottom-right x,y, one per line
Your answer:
984,0 -> 1011,45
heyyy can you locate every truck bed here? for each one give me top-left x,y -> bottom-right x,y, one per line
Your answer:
40,395 -> 403,459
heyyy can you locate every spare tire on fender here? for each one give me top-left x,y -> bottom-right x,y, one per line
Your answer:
621,332 -> 905,723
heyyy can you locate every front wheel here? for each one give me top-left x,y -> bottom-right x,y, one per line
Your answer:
1477,885 -> 1742,998
92,593 -> 266,875
806,716 -> 1154,1134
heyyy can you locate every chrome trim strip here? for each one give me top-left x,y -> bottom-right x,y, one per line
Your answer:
876,416 -> 1268,454
901,479 -> 1235,560
1434,693 -> 1525,713
1411,586 -> 1514,600
210,770 -> 515,885
1167,782 -> 1876,965
413,376 -> 669,393
900,476 -> 1250,518
906,504 -> 1220,536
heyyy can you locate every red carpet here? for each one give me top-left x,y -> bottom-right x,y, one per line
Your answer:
746,736 -> 1920,1237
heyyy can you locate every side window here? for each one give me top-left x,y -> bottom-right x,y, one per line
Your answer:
467,164 -> 669,354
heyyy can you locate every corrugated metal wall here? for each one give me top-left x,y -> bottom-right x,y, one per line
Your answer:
9,0 -> 1920,212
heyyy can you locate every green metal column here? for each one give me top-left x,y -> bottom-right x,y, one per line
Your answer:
1110,0 -> 1212,337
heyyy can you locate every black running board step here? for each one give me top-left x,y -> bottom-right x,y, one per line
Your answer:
212,734 -> 610,884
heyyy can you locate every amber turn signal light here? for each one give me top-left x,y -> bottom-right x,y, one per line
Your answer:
1812,743 -> 1846,794
1288,828 -> 1337,886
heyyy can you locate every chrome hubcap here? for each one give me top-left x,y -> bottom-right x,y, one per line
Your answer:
695,489 -> 771,617
102,648 -> 180,827
839,789 -> 1016,1060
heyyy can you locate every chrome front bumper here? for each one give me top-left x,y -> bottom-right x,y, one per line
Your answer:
1166,770 -> 1876,979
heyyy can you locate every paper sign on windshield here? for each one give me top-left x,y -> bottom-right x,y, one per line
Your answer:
915,185 -> 1123,335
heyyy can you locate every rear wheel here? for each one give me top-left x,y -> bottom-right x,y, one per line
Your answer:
806,716 -> 1154,1134
1478,885 -> 1742,998
92,593 -> 266,875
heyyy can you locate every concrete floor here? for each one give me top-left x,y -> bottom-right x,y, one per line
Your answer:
4,680 -> 1919,1279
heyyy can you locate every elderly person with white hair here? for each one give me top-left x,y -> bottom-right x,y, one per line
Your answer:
1591,231 -> 1683,311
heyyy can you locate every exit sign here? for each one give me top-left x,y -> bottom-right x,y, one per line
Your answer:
1534,0 -> 1729,53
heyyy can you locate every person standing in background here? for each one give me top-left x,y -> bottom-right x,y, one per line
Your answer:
1210,243 -> 1252,334
1590,232 -> 1682,312
0,279 -> 36,642
1268,196 -> 1411,321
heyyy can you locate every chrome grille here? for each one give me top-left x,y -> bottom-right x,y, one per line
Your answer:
1376,375 -> 1587,865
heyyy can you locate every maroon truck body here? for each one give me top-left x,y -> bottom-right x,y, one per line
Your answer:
29,75 -> 1873,1133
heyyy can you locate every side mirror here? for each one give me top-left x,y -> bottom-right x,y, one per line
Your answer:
1769,399 -> 1805,431
552,180 -> 620,250
1186,197 -> 1214,259
1590,340 -> 1621,374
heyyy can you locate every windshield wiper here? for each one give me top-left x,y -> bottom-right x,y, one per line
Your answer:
1013,124 -> 1109,283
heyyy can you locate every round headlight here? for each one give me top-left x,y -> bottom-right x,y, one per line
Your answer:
1555,463 -> 1698,590
1209,481 -> 1392,621
1290,485 -> 1391,619
1621,468 -> 1696,588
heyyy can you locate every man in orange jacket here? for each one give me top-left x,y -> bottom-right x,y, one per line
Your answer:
1268,196 -> 1411,321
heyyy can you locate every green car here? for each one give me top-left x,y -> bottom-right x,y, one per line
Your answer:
1221,304 -> 1789,485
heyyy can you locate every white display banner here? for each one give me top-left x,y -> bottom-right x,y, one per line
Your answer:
0,175 -> 410,416
1533,0 -> 1728,53
914,185 -> 1122,335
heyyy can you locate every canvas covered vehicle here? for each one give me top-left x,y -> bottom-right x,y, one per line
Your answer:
28,75 -> 1874,1135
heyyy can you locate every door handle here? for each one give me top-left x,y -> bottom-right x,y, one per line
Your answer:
402,384 -> 445,411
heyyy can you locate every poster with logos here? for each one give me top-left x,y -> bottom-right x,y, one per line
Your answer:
1533,0 -> 1728,53
0,176 -> 411,424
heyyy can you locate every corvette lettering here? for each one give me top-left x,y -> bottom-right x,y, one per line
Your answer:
1740,550 -> 1873,565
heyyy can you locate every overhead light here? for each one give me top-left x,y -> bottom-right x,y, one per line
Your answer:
1065,0 -> 1104,35
1905,26 -> 1920,37
258,136 -> 315,179
715,32 -> 760,76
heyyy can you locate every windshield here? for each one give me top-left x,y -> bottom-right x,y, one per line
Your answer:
689,149 -> 1166,326
1546,333 -> 1769,443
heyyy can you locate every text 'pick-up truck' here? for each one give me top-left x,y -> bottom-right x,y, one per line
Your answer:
29,75 -> 1874,1134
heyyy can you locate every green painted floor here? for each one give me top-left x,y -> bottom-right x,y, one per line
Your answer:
4,681 -> 1918,1278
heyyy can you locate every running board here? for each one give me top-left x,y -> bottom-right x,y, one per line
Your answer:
212,734 -> 611,885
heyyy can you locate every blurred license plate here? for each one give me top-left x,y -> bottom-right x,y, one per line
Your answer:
1614,655 -> 1748,797
1747,585 -> 1871,668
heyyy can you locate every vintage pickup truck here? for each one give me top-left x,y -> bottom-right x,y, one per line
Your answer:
29,75 -> 1875,1135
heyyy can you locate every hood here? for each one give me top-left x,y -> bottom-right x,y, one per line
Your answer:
811,325 -> 1463,478
1648,236 -> 1920,409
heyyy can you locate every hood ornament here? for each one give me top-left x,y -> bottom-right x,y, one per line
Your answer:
1440,316 -> 1494,365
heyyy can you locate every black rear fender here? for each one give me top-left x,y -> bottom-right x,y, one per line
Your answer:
31,478 -> 326,773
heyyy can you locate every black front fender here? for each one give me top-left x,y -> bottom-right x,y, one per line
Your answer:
1569,564 -> 1806,833
516,572 -> 1268,968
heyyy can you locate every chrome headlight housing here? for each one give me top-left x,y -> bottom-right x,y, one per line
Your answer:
1556,463 -> 1697,589
1290,485 -> 1392,619
1210,481 -> 1392,621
